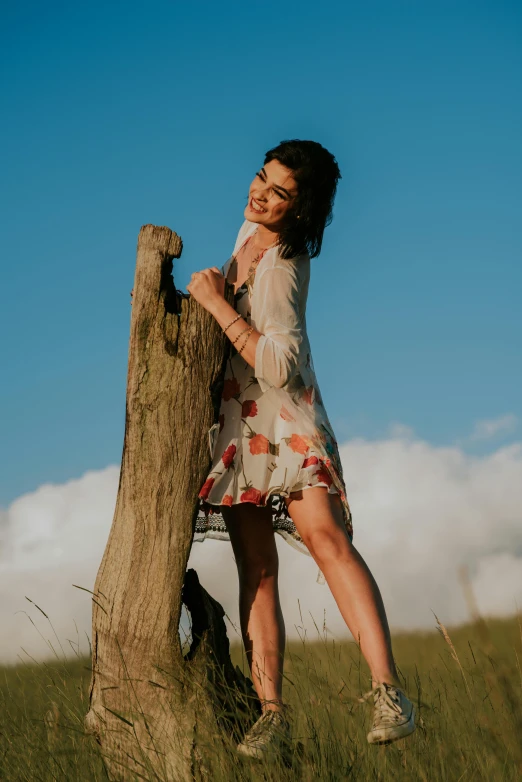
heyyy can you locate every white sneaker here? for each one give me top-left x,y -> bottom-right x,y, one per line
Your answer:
359,681 -> 416,744
237,709 -> 292,760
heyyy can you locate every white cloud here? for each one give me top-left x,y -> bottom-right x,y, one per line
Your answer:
0,468 -> 120,665
1,431 -> 521,664
467,414 -> 518,442
386,422 -> 415,440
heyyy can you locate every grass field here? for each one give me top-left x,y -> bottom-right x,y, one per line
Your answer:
1,610 -> 521,780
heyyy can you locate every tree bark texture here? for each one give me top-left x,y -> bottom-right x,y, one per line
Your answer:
84,225 -> 258,781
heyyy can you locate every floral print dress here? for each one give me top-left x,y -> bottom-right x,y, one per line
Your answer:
194,228 -> 353,559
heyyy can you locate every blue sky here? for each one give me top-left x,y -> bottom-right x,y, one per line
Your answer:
1,0 -> 521,506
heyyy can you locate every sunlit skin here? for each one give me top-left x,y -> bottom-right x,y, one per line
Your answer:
182,159 -> 402,712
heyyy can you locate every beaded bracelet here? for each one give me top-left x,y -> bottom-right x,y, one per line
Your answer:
223,313 -> 242,334
232,325 -> 251,346
238,327 -> 253,355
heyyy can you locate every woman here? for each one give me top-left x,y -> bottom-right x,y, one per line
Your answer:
187,139 -> 416,757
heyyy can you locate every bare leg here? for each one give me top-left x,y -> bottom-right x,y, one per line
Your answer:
222,503 -> 285,711
284,488 -> 400,688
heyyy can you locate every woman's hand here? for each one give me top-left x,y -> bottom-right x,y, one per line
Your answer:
186,266 -> 225,313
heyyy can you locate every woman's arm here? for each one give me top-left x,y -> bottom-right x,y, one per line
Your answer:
208,297 -> 261,370
252,264 -> 304,389
186,265 -> 261,368
188,257 -> 306,390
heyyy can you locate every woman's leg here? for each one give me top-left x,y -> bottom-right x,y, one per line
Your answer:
222,503 -> 286,711
284,488 -> 400,688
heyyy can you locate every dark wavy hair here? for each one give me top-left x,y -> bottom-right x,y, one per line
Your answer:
263,139 -> 341,259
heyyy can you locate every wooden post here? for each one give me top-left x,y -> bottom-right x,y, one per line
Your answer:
84,225 -> 257,781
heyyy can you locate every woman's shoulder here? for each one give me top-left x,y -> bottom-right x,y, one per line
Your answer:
258,247 -> 310,294
272,245 -> 310,277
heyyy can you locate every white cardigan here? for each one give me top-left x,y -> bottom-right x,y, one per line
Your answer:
221,219 -> 313,394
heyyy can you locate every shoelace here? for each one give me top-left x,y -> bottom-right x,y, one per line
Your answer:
358,683 -> 403,724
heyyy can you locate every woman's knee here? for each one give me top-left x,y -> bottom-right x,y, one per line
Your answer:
302,526 -> 354,567
236,552 -> 279,591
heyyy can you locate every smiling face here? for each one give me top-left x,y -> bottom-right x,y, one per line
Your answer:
244,159 -> 299,231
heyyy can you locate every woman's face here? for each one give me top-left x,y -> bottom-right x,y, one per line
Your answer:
244,159 -> 298,230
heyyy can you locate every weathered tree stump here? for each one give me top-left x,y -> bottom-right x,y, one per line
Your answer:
84,225 -> 258,781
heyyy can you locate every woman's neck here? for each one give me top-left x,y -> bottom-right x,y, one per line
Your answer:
253,223 -> 279,250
